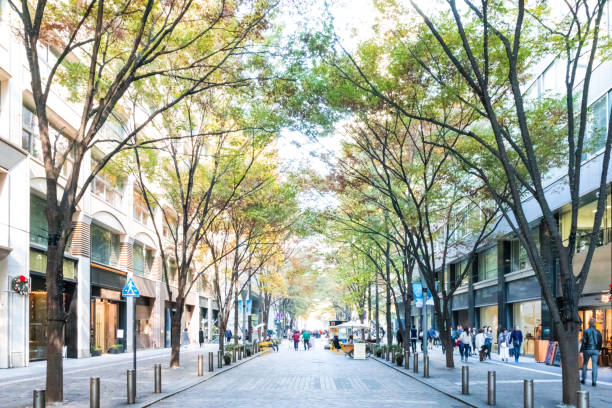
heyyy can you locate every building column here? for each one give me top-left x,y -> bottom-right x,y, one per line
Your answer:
71,215 -> 92,358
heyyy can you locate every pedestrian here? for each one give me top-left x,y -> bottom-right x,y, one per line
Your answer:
470,328 -> 476,356
225,329 -> 232,343
292,330 -> 300,351
199,327 -> 204,348
475,328 -> 485,361
267,336 -> 279,352
181,327 -> 190,348
484,327 -> 493,359
410,326 -> 417,353
302,330 -> 311,350
581,318 -> 603,386
510,325 -> 523,363
459,327 -> 471,362
396,328 -> 403,348
498,328 -> 509,362
428,328 -> 435,349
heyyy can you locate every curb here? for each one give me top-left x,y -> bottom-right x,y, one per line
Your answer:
138,353 -> 263,407
370,356 -> 477,408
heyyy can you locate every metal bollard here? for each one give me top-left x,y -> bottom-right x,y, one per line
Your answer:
217,350 -> 223,368
404,350 -> 410,369
413,353 -> 419,373
487,371 -> 496,405
198,354 -> 204,376
523,379 -> 534,408
232,349 -> 236,363
154,364 -> 162,394
576,390 -> 589,408
461,365 -> 469,395
33,389 -> 45,408
238,347 -> 242,360
126,369 -> 136,404
208,352 -> 214,372
423,355 -> 429,378
90,377 -> 100,408
391,351 -> 396,363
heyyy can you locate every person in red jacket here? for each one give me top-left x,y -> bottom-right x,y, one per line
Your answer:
292,331 -> 300,351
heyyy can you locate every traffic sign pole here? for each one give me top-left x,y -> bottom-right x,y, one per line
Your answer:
122,278 -> 140,397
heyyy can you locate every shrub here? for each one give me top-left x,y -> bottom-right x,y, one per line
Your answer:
375,347 -> 383,357
395,352 -> 404,366
223,353 -> 232,365
225,343 -> 235,352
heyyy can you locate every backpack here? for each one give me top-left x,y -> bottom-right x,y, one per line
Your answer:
484,337 -> 492,347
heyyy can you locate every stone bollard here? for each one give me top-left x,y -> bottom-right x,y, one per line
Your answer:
198,354 -> 204,376
126,369 -> 136,404
90,377 -> 100,408
154,364 -> 162,393
232,349 -> 236,363
33,389 -> 45,408
423,355 -> 429,378
487,371 -> 496,405
391,350 -> 396,364
413,353 -> 419,373
461,365 -> 469,395
208,352 -> 214,372
217,350 -> 223,368
523,379 -> 534,408
238,347 -> 242,360
576,391 -> 589,408
404,350 -> 410,369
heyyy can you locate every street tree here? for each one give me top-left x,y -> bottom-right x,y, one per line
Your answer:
8,0 -> 275,400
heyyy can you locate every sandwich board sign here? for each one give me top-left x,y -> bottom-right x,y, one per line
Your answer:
122,277 -> 140,298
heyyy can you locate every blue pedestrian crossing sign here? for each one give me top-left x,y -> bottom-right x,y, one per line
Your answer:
122,278 -> 140,298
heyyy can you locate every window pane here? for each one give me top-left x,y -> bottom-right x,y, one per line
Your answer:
30,250 -> 47,273
133,243 -> 144,276
30,194 -> 48,246
91,224 -> 110,265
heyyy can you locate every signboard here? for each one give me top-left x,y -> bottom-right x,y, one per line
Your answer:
121,278 -> 140,298
245,299 -> 252,314
545,341 -> 556,365
413,282 -> 423,307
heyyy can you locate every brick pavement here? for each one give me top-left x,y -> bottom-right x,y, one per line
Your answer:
150,340 -> 470,408
373,344 -> 612,408
0,343 -> 255,408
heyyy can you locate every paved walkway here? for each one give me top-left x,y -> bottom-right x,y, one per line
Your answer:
374,344 -> 612,408
0,344 -> 249,408
150,340 -> 469,408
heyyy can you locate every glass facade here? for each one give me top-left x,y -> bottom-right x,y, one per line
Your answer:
90,224 -> 120,267
579,308 -> 612,348
512,300 -> 542,355
559,192 -> 612,252
478,246 -> 497,282
479,305 -> 498,330
30,194 -> 47,246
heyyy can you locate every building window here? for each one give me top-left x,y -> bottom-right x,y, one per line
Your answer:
559,192 -> 612,252
133,243 -> 153,277
91,159 -> 124,207
30,194 -> 48,246
29,248 -> 76,279
90,224 -> 120,267
585,91 -> 610,158
477,246 -> 497,282
133,190 -> 151,225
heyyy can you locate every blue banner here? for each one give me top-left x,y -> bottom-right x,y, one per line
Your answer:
412,282 -> 423,307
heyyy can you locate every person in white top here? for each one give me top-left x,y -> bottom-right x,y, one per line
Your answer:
475,328 -> 485,360
459,329 -> 471,362
498,328 -> 510,362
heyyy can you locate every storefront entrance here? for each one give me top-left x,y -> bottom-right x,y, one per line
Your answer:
90,287 -> 126,353
579,308 -> 611,347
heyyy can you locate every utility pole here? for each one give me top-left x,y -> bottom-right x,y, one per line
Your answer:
375,278 -> 379,344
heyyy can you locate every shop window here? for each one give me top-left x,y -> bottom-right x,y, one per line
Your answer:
512,300 -> 542,355
90,224 -> 120,267
477,246 -> 497,282
559,192 -> 612,252
29,248 -> 76,279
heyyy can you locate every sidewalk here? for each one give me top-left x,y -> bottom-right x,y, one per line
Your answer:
0,344 -> 263,408
372,345 -> 612,407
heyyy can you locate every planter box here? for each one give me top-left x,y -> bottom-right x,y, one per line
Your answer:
534,340 -> 549,363
91,350 -> 102,357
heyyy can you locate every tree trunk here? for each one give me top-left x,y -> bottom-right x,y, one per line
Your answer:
170,309 -> 183,367
218,323 -> 225,352
45,238 -> 65,403
234,296 -> 239,347
437,312 -> 455,369
557,321 -> 580,406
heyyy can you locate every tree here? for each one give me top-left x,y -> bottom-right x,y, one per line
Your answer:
331,1 -> 611,403
8,0 -> 275,400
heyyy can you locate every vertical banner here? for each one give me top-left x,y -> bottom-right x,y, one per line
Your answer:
245,299 -> 252,314
412,282 -> 423,308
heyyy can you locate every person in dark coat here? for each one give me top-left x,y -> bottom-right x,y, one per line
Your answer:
396,328 -> 403,348
581,318 -> 603,386
199,328 -> 205,347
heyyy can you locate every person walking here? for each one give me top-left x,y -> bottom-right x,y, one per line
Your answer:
410,326 -> 417,353
302,330 -> 311,350
498,328 -> 510,362
181,327 -> 190,348
469,328 -> 476,356
396,328 -> 403,348
581,318 -> 603,386
459,328 -> 471,362
510,325 -> 523,363
199,327 -> 205,348
292,331 -> 300,351
484,327 -> 493,360
225,329 -> 232,344
475,328 -> 485,361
